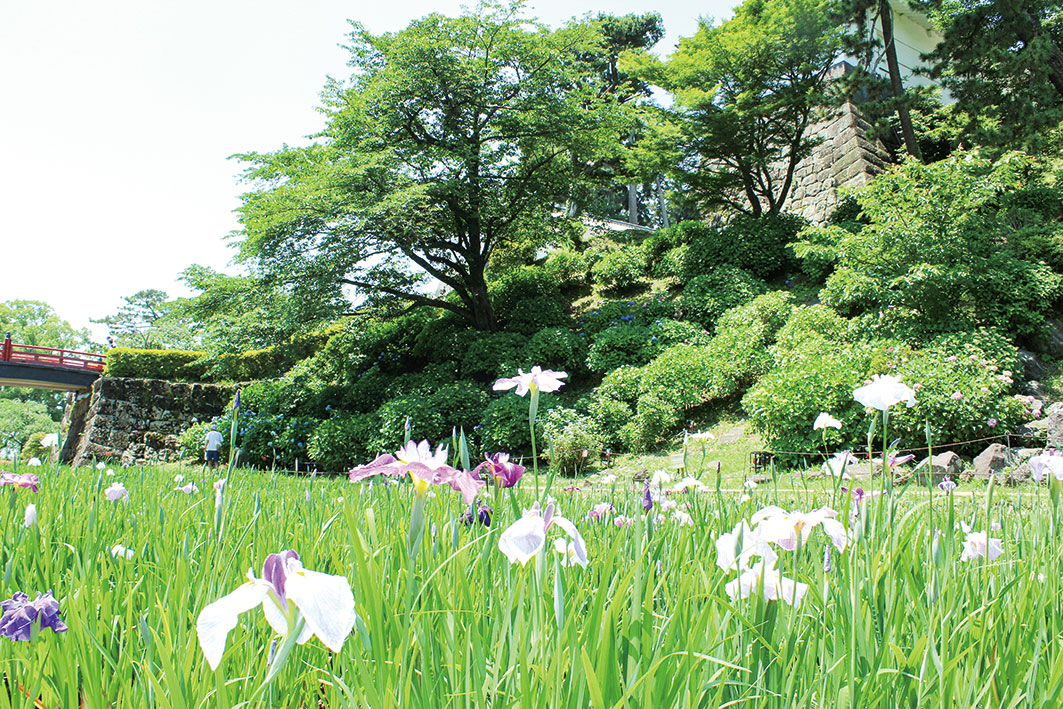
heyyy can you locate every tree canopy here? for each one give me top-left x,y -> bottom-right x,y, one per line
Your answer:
92,290 -> 197,350
233,2 -> 621,331
625,0 -> 846,217
918,0 -> 1063,149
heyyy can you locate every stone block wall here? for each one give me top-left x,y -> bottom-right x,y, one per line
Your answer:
62,377 -> 233,467
787,100 -> 894,226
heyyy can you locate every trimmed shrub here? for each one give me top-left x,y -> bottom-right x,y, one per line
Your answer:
590,247 -> 646,291
773,304 -> 851,365
744,335 -> 1029,457
479,392 -> 561,456
308,412 -> 383,472
104,348 -> 208,381
586,324 -> 656,372
579,297 -> 677,335
540,408 -> 602,476
521,328 -> 587,376
684,214 -> 804,280
501,296 -> 571,335
377,380 -> 489,451
678,267 -> 766,331
652,245 -> 688,279
461,332 -> 527,381
543,249 -> 590,290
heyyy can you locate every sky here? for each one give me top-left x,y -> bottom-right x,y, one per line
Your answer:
0,0 -> 735,341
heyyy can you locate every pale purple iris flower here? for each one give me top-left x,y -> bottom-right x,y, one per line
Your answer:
104,482 -> 129,502
938,478 -> 957,493
498,502 -> 588,568
641,481 -> 653,512
196,549 -> 357,671
472,453 -> 525,488
0,472 -> 39,492
960,531 -> 1004,562
348,440 -> 484,505
175,482 -> 200,495
1029,451 -> 1063,483
586,502 -> 615,521
0,591 -> 68,641
492,367 -> 568,396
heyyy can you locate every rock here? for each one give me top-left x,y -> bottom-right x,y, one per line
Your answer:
1022,380 -> 1048,399
916,451 -> 963,485
972,443 -> 1010,481
1036,319 -> 1063,360
1007,463 -> 1033,486
752,474 -> 773,484
1018,349 -> 1050,381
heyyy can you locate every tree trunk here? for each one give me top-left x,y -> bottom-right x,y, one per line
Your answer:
626,184 -> 639,225
879,0 -> 922,160
655,176 -> 670,229
466,265 -> 496,331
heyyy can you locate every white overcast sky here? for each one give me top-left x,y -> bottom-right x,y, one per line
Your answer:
0,0 -> 734,340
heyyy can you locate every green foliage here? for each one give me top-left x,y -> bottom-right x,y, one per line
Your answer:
790,224 -> 846,282
460,332 -> 527,381
0,400 -> 60,453
543,249 -> 590,290
20,432 -> 51,462
800,151 -> 1063,340
308,412 -> 383,471
232,4 -> 621,330
679,266 -> 766,331
590,246 -> 647,291
579,297 -> 676,335
92,289 -> 198,350
684,214 -> 804,280
773,304 -> 852,366
178,422 -> 215,463
586,324 -> 656,372
479,392 -> 560,455
743,339 -> 875,456
492,267 -> 570,334
103,348 -> 209,382
521,328 -> 587,376
540,408 -> 603,476
624,0 -> 845,216
623,292 -> 793,451
377,380 -> 488,452
919,0 -> 1063,150
745,333 -> 1029,456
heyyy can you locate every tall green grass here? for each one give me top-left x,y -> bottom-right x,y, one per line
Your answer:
0,460 -> 1060,707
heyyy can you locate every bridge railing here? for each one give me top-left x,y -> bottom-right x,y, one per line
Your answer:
1,335 -> 105,373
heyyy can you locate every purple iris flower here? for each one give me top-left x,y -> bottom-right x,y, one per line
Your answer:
461,501 -> 493,527
472,453 -> 525,488
347,441 -> 484,505
642,481 -> 653,512
0,472 -> 39,493
0,591 -> 68,641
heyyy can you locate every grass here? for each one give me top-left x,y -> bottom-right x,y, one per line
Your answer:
0,452 -> 1061,707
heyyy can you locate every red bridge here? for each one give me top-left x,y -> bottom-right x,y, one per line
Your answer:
0,334 -> 106,391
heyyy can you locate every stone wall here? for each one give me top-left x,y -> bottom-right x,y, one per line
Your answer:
62,377 -> 232,467
787,100 -> 893,226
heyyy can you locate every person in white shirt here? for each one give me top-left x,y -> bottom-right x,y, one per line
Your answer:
203,425 -> 225,469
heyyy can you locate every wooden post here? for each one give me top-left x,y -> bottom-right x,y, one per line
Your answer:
2,334 -> 11,362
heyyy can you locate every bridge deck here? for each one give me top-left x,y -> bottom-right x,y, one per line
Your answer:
0,337 -> 105,391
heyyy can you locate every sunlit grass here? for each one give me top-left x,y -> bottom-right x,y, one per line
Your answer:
0,457 -> 1060,707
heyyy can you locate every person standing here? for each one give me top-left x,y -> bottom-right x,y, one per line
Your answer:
203,425 -> 224,470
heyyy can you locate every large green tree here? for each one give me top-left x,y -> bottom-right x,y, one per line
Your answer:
92,290 -> 197,350
626,0 -> 846,217
233,3 -> 620,331
917,0 -> 1063,148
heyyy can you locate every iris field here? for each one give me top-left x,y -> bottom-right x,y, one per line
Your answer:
1,446 -> 1062,707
